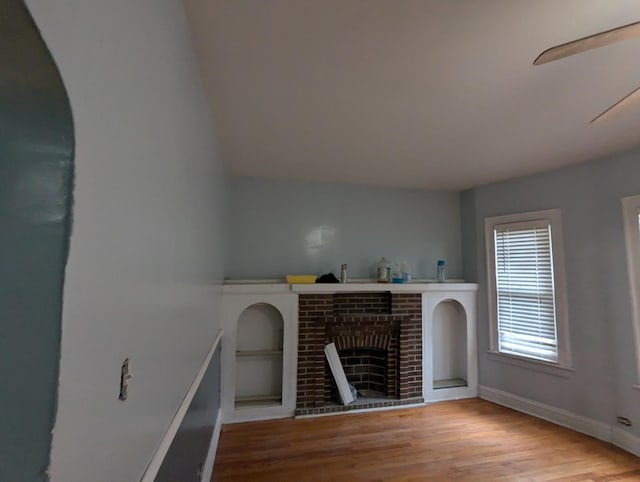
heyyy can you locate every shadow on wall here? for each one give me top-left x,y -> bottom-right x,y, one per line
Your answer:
0,1 -> 75,481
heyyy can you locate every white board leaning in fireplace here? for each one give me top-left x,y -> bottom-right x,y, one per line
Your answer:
325,342 -> 355,405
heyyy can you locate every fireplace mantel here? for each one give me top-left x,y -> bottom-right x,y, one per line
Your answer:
292,282 -> 477,293
221,281 -> 478,421
223,281 -> 477,294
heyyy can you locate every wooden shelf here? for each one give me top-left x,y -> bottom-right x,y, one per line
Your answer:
235,394 -> 282,408
236,349 -> 283,357
433,378 -> 467,390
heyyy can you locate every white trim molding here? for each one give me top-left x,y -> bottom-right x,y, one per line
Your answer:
484,209 -> 572,370
622,194 -> 640,385
479,385 -> 640,458
612,426 -> 640,458
140,329 -> 223,482
486,350 -> 574,379
422,287 -> 479,403
221,291 -> 298,423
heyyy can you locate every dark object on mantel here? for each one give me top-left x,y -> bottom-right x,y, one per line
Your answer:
316,273 -> 339,283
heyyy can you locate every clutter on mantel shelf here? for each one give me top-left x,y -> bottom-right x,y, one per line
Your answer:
237,258 -> 450,286
316,273 -> 339,283
285,275 -> 317,284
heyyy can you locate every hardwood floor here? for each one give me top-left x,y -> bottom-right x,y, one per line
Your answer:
213,399 -> 640,481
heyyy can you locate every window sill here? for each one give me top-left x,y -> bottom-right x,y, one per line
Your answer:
487,351 -> 574,379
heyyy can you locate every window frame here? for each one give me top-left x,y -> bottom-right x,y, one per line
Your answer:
621,195 -> 640,388
485,209 -> 572,369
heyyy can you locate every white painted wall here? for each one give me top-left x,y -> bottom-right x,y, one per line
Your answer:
227,176 -> 462,280
25,1 -> 226,481
462,147 -> 640,438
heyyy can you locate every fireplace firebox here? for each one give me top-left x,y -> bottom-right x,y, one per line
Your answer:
297,292 -> 423,415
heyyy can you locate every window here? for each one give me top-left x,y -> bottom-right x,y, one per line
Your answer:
622,195 -> 640,386
485,210 -> 571,368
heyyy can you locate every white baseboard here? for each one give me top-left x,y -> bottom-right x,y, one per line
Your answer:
612,426 -> 640,458
478,385 -> 611,441
200,408 -> 223,482
479,385 -> 640,458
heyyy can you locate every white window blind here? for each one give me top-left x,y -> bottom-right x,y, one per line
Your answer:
494,220 -> 558,362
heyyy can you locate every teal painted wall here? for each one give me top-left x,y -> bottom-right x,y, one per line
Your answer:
0,2 -> 74,481
462,147 -> 640,438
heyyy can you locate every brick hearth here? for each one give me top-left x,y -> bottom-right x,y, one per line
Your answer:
297,292 -> 423,415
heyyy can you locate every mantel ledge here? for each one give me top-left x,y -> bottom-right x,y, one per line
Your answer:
223,279 -> 478,294
292,282 -> 478,293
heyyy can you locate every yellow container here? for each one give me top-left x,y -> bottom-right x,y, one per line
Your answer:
286,275 -> 317,284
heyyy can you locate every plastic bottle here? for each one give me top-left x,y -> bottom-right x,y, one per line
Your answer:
401,261 -> 411,282
377,257 -> 391,283
340,264 -> 348,284
392,262 -> 404,284
437,260 -> 446,283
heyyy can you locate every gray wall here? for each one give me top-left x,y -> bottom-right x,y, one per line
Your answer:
227,177 -> 462,280
26,1 -> 227,480
462,147 -> 640,437
0,3 -> 74,481
156,345 -> 221,482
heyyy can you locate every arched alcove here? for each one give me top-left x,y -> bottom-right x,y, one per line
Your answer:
432,300 -> 468,389
235,303 -> 284,407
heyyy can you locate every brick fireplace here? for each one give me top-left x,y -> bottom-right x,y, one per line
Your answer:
297,292 -> 423,415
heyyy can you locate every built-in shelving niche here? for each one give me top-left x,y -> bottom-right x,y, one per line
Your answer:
234,303 -> 284,408
432,300 -> 468,390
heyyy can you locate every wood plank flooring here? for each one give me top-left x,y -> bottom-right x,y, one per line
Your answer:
213,398 -> 640,481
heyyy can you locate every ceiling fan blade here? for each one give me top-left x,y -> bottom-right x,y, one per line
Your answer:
534,21 -> 640,65
591,85 -> 640,123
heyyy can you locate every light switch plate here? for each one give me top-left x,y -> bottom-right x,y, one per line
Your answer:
119,358 -> 132,401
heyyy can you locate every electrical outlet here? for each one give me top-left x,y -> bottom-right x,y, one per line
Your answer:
617,416 -> 632,427
119,358 -> 133,401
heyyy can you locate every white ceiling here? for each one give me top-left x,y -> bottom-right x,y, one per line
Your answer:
184,0 -> 640,190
